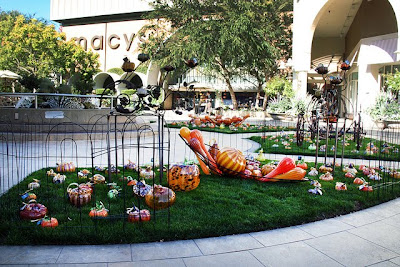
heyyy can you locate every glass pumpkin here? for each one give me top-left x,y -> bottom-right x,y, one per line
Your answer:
127,206 -> 151,222
216,147 -> 246,176
56,162 -> 76,173
145,185 -> 176,210
168,164 -> 200,191
67,183 -> 92,207
20,200 -> 47,220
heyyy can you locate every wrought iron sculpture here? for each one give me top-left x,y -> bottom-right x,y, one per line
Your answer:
104,55 -> 199,114
296,59 -> 365,170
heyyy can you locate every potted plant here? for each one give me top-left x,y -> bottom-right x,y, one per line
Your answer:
266,97 -> 292,120
368,92 -> 400,129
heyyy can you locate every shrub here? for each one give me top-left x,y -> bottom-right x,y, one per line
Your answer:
95,88 -> 114,95
107,68 -> 124,75
266,97 -> 292,114
120,89 -> 136,96
56,84 -> 72,94
264,76 -> 294,98
384,70 -> 400,95
287,94 -> 319,117
368,92 -> 400,120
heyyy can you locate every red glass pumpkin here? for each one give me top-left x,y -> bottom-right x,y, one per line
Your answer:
20,200 -> 47,220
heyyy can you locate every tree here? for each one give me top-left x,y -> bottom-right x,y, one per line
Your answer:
138,0 -> 292,109
384,69 -> 400,100
264,76 -> 294,98
0,11 -> 100,93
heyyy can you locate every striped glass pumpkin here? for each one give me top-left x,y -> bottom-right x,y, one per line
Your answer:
216,148 -> 246,176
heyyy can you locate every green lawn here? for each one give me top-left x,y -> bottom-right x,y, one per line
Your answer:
250,133 -> 400,161
1,163 -> 399,245
167,122 -> 295,134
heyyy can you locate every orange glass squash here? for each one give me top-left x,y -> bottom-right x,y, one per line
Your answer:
216,147 -> 246,176
89,202 -> 108,218
168,164 -> 200,191
41,217 -> 58,228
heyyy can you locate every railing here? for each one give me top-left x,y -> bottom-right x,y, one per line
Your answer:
0,92 -> 117,109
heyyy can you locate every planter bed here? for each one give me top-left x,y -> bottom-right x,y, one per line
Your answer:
250,133 -> 400,161
1,162 -> 399,245
167,122 -> 295,134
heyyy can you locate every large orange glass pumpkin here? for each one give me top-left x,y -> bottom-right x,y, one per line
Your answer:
145,185 -> 176,210
216,147 -> 246,176
168,164 -> 200,191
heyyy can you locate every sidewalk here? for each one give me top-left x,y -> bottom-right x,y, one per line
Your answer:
1,197 -> 400,266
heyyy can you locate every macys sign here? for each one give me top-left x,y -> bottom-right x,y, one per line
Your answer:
71,33 -> 136,51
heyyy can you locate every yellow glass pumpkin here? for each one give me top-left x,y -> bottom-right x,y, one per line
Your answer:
168,164 -> 200,191
145,185 -> 176,210
216,147 -> 246,176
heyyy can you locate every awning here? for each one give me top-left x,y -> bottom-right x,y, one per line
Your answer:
359,37 -> 398,65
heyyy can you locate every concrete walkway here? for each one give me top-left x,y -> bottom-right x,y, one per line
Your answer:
1,197 -> 400,266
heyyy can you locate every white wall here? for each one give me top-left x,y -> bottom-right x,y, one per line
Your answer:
62,20 -> 149,71
50,0 -> 153,21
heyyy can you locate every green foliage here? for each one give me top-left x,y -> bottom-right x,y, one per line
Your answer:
95,88 -> 113,95
0,11 -> 100,92
264,76 -> 294,98
140,0 -> 292,109
18,74 -> 41,91
266,97 -> 292,114
107,68 -> 124,75
287,94 -> 319,117
368,92 -> 400,120
120,89 -> 137,96
56,84 -> 72,94
37,78 -> 55,93
384,70 -> 400,94
134,61 -> 150,74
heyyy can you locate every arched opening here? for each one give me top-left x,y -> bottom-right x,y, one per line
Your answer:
309,0 -> 398,119
117,72 -> 146,94
93,72 -> 121,90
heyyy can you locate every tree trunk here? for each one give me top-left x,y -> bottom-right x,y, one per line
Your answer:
219,63 -> 238,110
255,83 -> 262,108
223,76 -> 238,110
263,94 -> 268,110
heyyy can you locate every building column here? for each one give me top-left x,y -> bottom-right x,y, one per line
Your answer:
357,62 -> 381,128
293,70 -> 308,98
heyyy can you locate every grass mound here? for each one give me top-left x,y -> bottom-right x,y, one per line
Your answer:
1,163 -> 399,245
167,123 -> 295,134
250,133 -> 400,161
